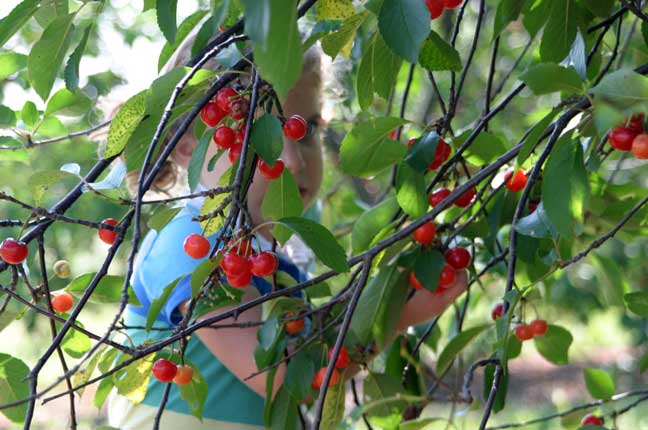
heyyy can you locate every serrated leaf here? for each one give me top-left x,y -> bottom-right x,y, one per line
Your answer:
318,0 -> 355,19
352,197 -> 399,253
590,69 -> 648,112
147,206 -> 182,231
190,257 -> 220,298
65,273 -> 141,306
64,25 -> 91,91
28,169 -> 75,205
584,368 -> 615,400
0,52 -> 27,81
539,0 -> 577,63
404,131 -> 439,172
363,373 -> 406,427
624,292 -> 648,317
396,162 -> 427,218
514,202 -> 558,239
414,249 -> 444,292
146,277 -> 182,331
72,347 -> 105,397
28,14 -> 75,100
270,385 -> 298,430
156,0 -> 178,44
356,31 -> 402,110
0,105 -> 16,127
263,169 -> 304,244
113,354 -> 154,404
188,128 -> 214,192
0,0 -> 40,47
250,113 -> 283,164
158,10 -> 208,71
534,324 -> 572,365
0,353 -> 29,424
200,193 -> 229,236
94,376 -> 114,409
455,130 -> 507,166
418,30 -> 462,72
436,325 -> 489,373
321,12 -> 368,59
520,64 -> 583,95
104,90 -> 147,158
20,101 -> 38,128
516,109 -> 559,166
378,0 -> 430,63
45,88 -> 92,117
60,320 -> 91,359
284,352 -> 315,401
493,0 -> 525,37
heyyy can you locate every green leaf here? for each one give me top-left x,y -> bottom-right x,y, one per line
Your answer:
0,0 -> 40,47
0,51 -> 27,81
156,0 -> 178,44
321,12 -> 368,59
493,0 -> 525,37
363,373 -> 406,428
147,206 -> 182,231
483,364 -> 508,413
284,351 -> 315,402
539,0 -> 577,63
584,0 -> 614,17
320,369 -> 347,430
146,277 -> 183,331
396,163 -> 428,218
414,249 -> 445,292
275,217 -> 349,272
28,169 -> 75,205
541,134 -> 589,237
404,131 -> 439,172
520,64 -> 583,95
71,347 -> 105,396
516,109 -> 559,167
514,202 -> 558,239
639,351 -> 648,374
28,14 -> 75,100
590,69 -> 648,113
190,257 -> 220,298
65,273 -> 141,306
251,113 -> 284,164
352,197 -> 399,253
0,105 -> 16,127
61,321 -> 91,358
624,292 -> 648,317
158,10 -> 208,71
255,318 -> 285,369
457,130 -> 507,165
242,0 -> 302,101
64,25 -> 91,91
113,354 -> 155,404
524,0 -> 551,38
436,325 -> 490,373
263,169 -> 304,244
356,31 -> 402,110
318,0 -> 355,19
177,361 -> 208,419
94,376 -> 114,409
378,0 -> 430,63
643,21 -> 648,48
270,385 -> 298,430
533,324 -> 572,365
399,418 -> 446,429
200,193 -> 229,236
188,128 -> 214,192
0,353 -> 29,424
583,368 -> 615,400
45,88 -> 92,117
104,90 -> 147,158
418,30 -> 462,72
20,101 -> 38,128
340,116 -> 408,177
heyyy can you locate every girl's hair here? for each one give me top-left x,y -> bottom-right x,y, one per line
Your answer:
115,23 -> 325,199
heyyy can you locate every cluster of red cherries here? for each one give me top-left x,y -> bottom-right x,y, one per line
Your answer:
425,0 -> 464,19
151,358 -> 194,385
201,85 -> 310,180
311,345 -> 350,390
491,303 -> 548,341
608,113 -> 648,159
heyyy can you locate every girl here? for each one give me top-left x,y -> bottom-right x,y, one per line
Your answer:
106,30 -> 468,430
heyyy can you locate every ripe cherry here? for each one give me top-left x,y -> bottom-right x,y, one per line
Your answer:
51,291 -> 74,313
258,159 -> 285,180
285,314 -> 305,334
228,143 -> 242,164
388,130 -> 397,140
454,187 -> 476,208
444,0 -> 463,8
0,238 -> 29,265
220,252 -> 251,275
428,139 -> 451,170
412,222 -> 436,244
227,270 -> 252,288
230,97 -> 249,120
425,0 -> 444,19
581,413 -> 604,427
200,102 -> 226,127
505,169 -> 528,192
627,114 -> 644,134
250,252 -> 277,277
311,367 -> 341,390
608,127 -> 637,151
173,364 -> 193,385
213,126 -> 235,150
283,115 -> 308,140
408,272 -> 424,290
444,247 -> 471,270
530,319 -> 548,336
234,129 -> 245,145
631,133 -> 648,159
514,324 -> 534,341
429,188 -> 451,208
152,358 -> 177,383
183,233 -> 210,259
438,264 -> 456,289
98,218 -> 118,245
328,345 -> 351,369
216,87 -> 238,113
491,303 -> 504,321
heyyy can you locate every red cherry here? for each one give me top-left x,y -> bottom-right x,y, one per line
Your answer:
425,0 -> 444,19
529,200 -> 539,213
227,270 -> 252,288
200,102 -> 226,127
234,129 -> 245,145
98,218 -> 118,245
608,127 -> 637,151
491,303 -> 504,321
285,314 -> 305,334
389,130 -> 397,140
408,272 -> 424,290
454,187 -> 476,208
514,324 -> 534,341
626,114 -> 644,134
444,247 -> 471,270
530,319 -> 548,336
282,115 -> 308,140
429,188 -> 451,208
328,346 -> 351,369
51,291 -> 74,313
173,365 -> 193,385
505,169 -> 528,192
249,252 -> 278,277
220,252 -> 251,275
228,143 -> 242,164
0,238 -> 29,265
183,233 -> 210,259
257,159 -> 285,180
581,413 -> 604,427
438,264 -> 456,289
407,137 -> 417,148
311,367 -> 341,390
444,0 -> 463,8
213,126 -> 235,150
412,222 -> 436,244
632,133 -> 648,159
152,359 -> 177,383
216,87 -> 238,113
428,139 -> 451,170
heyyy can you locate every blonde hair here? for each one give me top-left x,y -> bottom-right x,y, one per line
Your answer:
116,24 -> 325,199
